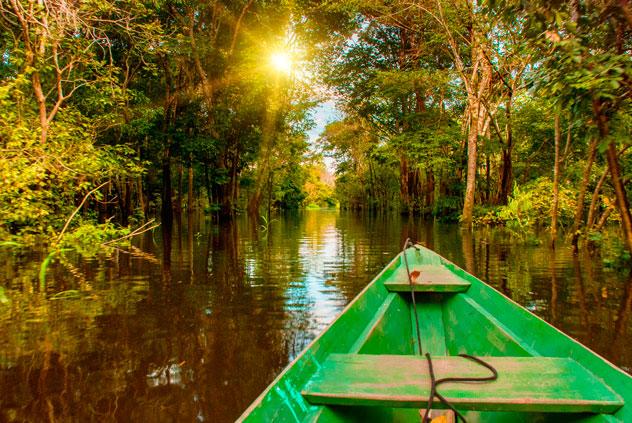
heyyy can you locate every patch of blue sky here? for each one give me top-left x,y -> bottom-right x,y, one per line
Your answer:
307,99 -> 341,144
307,100 -> 341,172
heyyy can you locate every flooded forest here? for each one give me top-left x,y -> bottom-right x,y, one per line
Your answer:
0,0 -> 631,421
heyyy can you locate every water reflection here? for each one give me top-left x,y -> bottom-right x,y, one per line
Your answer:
0,211 -> 630,421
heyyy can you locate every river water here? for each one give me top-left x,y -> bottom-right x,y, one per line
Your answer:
0,210 -> 630,422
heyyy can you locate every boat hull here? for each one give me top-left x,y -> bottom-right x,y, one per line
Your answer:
238,246 -> 630,422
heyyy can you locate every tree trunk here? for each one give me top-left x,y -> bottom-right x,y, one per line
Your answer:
176,162 -> 183,214
248,163 -> 268,216
230,156 -> 239,208
595,204 -> 616,232
161,146 -> 173,231
571,138 -> 598,248
462,98 -> 479,229
117,179 -> 133,227
32,72 -> 50,144
248,109 -> 276,216
605,141 -> 632,254
586,168 -> 609,231
161,56 -> 175,230
368,159 -> 376,209
137,177 -> 146,218
400,155 -> 410,214
425,170 -> 435,214
593,99 -> 632,255
497,97 -> 514,205
188,160 -> 194,212
204,160 -> 213,208
267,172 -> 273,223
485,154 -> 490,204
551,114 -> 561,247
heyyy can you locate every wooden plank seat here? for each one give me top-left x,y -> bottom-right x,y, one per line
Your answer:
384,265 -> 471,293
302,354 -> 624,414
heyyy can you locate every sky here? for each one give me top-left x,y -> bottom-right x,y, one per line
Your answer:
307,99 -> 340,143
307,100 -> 340,172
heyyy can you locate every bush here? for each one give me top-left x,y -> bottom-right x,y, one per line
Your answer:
58,222 -> 130,257
474,178 -> 576,228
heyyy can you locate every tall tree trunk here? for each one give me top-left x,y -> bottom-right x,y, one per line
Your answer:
216,160 -> 233,217
248,156 -> 269,217
593,99 -> 632,255
368,159 -> 376,209
137,177 -> 146,218
425,170 -> 435,214
230,157 -> 239,208
605,141 -> 632,254
497,96 -> 513,205
551,114 -> 561,247
32,72 -> 50,144
485,153 -> 490,204
248,89 -> 278,216
204,159 -> 213,208
161,56 -> 175,229
267,172 -> 273,223
571,138 -> 598,248
462,98 -> 479,229
400,155 -> 410,214
586,168 -> 609,231
595,204 -> 616,232
162,146 -> 173,231
117,180 -> 132,227
188,158 -> 194,212
176,162 -> 183,214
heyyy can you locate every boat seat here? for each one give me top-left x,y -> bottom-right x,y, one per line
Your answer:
384,265 -> 471,293
302,354 -> 624,414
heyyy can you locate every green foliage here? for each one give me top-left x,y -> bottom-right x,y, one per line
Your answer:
1,0 -> 629,260
259,214 -> 276,233
303,162 -> 336,208
474,179 -> 576,229
0,88 -> 143,238
433,196 -> 463,222
38,221 -> 134,287
473,206 -> 507,226
601,238 -> 632,270
57,222 -> 131,256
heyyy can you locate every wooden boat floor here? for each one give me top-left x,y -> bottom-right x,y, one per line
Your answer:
384,265 -> 471,293
302,354 -> 624,414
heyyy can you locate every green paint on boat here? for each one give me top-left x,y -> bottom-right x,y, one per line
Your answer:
238,246 -> 631,422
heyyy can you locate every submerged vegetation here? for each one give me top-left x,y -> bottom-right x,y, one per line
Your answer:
0,0 -> 630,261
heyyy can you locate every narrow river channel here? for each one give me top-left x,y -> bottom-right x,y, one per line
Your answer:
1,210 -> 630,421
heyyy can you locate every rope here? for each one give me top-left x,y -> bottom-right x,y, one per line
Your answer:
422,353 -> 498,423
400,240 -> 499,423
402,238 -> 423,355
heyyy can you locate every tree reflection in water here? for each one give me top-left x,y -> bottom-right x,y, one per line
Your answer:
0,211 -> 630,421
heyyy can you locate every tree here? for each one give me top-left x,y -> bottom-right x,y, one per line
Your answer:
510,0 -> 632,253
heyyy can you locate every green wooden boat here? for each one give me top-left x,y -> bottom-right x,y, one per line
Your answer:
238,244 -> 631,422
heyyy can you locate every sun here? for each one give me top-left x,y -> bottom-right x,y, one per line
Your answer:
270,52 -> 293,74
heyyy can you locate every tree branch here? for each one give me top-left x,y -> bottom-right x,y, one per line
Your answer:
56,181 -> 110,243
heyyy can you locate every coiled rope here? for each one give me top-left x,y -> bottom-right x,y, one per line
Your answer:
401,238 -> 498,423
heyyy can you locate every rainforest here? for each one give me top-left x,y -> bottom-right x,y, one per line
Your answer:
0,0 -> 631,421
